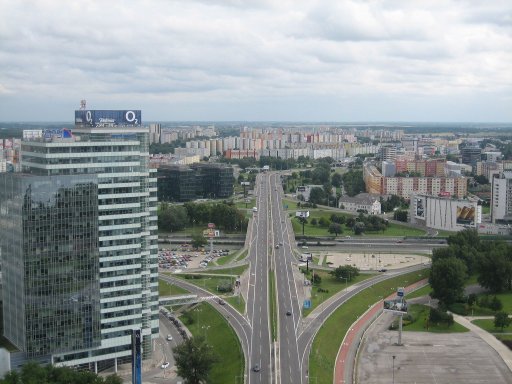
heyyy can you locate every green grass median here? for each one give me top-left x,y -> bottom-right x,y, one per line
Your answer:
269,270 -> 277,341
309,269 -> 429,384
159,279 -> 190,296
225,294 -> 246,315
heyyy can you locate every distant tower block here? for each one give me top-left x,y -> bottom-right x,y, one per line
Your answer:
80,99 -> 87,110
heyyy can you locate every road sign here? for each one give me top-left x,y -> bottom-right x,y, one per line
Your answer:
303,300 -> 311,309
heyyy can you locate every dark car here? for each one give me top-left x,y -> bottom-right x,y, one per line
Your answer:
286,310 -> 292,316
252,364 -> 261,372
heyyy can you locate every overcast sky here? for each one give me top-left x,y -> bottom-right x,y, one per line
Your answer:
1,0 -> 511,122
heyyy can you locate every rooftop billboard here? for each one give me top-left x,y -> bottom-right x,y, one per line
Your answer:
75,110 -> 141,127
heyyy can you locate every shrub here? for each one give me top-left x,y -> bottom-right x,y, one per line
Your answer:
490,296 -> 503,311
217,280 -> 233,292
429,307 -> 454,326
448,302 -> 469,316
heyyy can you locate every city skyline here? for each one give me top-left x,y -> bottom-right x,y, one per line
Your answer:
0,1 -> 511,122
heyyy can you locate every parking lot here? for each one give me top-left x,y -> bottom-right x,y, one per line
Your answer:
158,245 -> 232,271
356,312 -> 512,384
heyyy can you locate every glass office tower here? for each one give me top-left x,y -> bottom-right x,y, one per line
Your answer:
0,110 -> 159,371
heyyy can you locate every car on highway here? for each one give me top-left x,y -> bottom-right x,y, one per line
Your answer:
252,364 -> 261,372
161,362 -> 170,369
166,334 -> 173,341
378,268 -> 388,272
218,298 -> 225,305
275,245 -> 279,249
396,240 -> 403,243
286,310 -> 292,316
301,246 -> 308,249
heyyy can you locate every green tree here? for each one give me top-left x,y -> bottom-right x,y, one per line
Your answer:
308,187 -> 326,205
494,312 -> 511,331
342,170 -> 365,196
328,223 -> 343,237
331,172 -> 343,188
173,336 -> 218,384
477,242 -> 512,292
158,204 -> 189,232
490,296 -> 503,312
354,222 -> 365,235
330,213 -> 345,225
330,265 -> 359,281
0,362 -> 122,384
393,210 -> 408,222
429,307 -> 454,326
191,232 -> 207,249
430,257 -> 467,306
311,166 -> 330,184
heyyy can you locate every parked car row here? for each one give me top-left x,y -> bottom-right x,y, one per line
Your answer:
158,249 -> 193,270
199,249 -> 230,268
164,312 -> 189,340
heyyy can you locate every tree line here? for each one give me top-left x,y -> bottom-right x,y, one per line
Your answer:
158,201 -> 248,233
430,229 -> 512,306
0,362 -> 121,384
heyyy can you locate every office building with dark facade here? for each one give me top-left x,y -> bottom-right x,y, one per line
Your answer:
460,145 -> 482,173
0,110 -> 159,372
157,163 -> 233,202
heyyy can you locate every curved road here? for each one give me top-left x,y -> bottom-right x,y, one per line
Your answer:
160,171 -> 431,384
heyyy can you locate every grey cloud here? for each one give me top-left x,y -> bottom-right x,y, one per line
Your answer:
0,0 -> 511,121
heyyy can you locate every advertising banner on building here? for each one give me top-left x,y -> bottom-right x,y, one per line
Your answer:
415,196 -> 425,218
456,204 -> 475,225
75,110 -> 142,127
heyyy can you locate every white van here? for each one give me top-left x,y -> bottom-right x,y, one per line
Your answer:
252,207 -> 258,212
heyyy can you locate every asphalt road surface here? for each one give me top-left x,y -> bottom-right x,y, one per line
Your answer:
246,174 -> 272,384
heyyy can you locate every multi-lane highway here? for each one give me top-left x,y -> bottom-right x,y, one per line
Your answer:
160,171 -> 434,384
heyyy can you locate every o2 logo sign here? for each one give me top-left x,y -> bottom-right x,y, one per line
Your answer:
125,110 -> 138,125
76,110 -> 141,126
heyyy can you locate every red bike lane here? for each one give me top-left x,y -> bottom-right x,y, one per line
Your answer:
333,278 -> 428,384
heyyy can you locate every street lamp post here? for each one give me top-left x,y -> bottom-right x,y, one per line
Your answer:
392,355 -> 396,384
202,325 -> 211,343
340,277 -> 348,291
